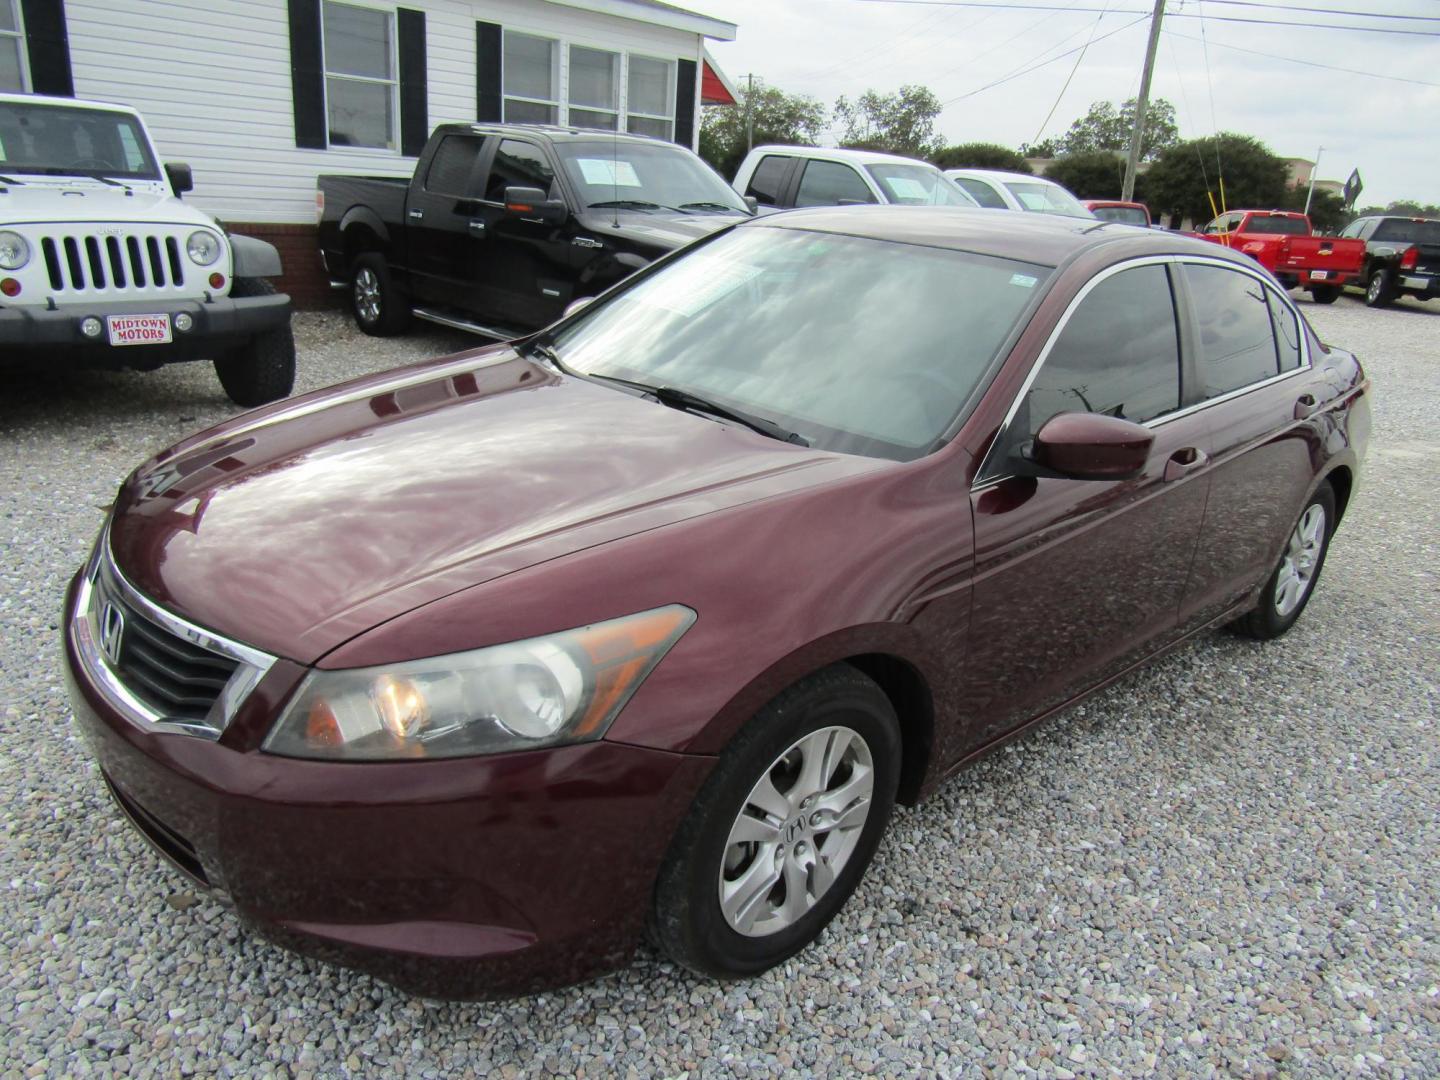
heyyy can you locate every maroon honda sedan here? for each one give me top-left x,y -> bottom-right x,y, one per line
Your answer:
64,208 -> 1368,997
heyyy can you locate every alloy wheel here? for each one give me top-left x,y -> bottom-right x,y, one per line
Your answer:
1274,503 -> 1326,617
354,268 -> 382,324
719,725 -> 874,937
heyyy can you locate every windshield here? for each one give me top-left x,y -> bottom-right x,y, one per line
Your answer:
1242,215 -> 1309,236
557,140 -> 749,214
1373,219 -> 1440,245
0,101 -> 161,180
546,225 -> 1051,461
864,164 -> 977,207
1091,205 -> 1150,226
1003,181 -> 1093,218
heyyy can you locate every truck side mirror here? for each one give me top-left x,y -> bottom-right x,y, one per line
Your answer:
165,162 -> 193,196
504,186 -> 566,226
743,195 -> 758,214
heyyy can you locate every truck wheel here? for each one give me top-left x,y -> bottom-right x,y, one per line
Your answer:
350,253 -> 411,336
1365,269 -> 1396,308
213,278 -> 297,407
1308,285 -> 1340,304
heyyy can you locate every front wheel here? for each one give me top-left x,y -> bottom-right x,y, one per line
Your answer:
1365,269 -> 1395,308
1231,483 -> 1336,640
1309,284 -> 1340,304
651,665 -> 900,978
213,278 -> 296,407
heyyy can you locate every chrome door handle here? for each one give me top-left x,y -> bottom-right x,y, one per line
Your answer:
408,208 -> 424,220
1294,393 -> 1319,419
1164,448 -> 1209,483
468,219 -> 486,235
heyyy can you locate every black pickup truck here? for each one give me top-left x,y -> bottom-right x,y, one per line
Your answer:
318,124 -> 754,337
1337,215 -> 1440,308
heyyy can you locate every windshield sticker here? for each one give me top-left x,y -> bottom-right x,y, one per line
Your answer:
886,177 -> 929,200
577,158 -> 642,187
638,255 -> 763,317
1009,273 -> 1038,288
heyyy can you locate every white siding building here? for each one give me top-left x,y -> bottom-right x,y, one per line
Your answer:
2,0 -> 736,302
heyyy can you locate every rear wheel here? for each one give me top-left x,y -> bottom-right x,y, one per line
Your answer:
1231,483 -> 1336,640
652,665 -> 900,978
1308,284 -> 1340,304
1365,269 -> 1395,308
350,252 -> 411,336
212,278 -> 296,407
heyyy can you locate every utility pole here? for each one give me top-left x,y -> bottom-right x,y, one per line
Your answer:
1122,0 -> 1166,203
744,74 -> 756,154
1303,145 -> 1324,215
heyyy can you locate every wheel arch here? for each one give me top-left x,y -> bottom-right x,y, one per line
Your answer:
1323,463 -> 1355,523
340,207 -> 392,265
844,652 -> 935,807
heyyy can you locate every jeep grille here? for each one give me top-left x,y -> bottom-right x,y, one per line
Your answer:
38,230 -> 187,293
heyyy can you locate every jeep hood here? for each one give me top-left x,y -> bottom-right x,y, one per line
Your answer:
107,348 -> 880,663
0,179 -> 218,228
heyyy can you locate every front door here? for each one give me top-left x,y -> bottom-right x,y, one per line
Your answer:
961,261 -> 1213,748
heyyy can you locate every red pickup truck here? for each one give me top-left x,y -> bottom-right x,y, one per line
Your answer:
1197,210 -> 1365,304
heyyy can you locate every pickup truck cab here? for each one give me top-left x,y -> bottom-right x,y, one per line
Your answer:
319,124 -> 753,338
0,93 -> 295,406
1197,210 -> 1365,304
733,146 -> 977,212
943,169 -> 1094,219
1083,200 -> 1152,227
1337,215 -> 1440,308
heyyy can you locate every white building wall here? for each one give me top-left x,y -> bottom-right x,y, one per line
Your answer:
64,0 -> 705,226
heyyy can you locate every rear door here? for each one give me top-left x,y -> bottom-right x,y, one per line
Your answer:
404,133 -> 488,309
962,260 -> 1213,746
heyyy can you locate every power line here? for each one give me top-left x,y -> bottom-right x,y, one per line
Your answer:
1032,5 -> 1111,146
1162,27 -> 1440,87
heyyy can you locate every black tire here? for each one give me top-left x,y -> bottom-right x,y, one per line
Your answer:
1309,284 -> 1340,304
652,664 -> 901,979
1365,269 -> 1396,308
212,278 -> 296,407
350,252 -> 411,336
1231,483 -> 1336,640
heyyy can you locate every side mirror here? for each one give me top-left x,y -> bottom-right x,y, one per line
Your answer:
165,162 -> 193,196
1020,412 -> 1154,481
743,195 -> 759,213
504,186 -> 566,225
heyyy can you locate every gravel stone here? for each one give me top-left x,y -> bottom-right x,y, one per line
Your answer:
1,294 -> 1436,1076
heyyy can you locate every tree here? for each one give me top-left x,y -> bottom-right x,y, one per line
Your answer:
1279,187 -> 1346,233
1354,199 -> 1440,218
833,85 -> 943,159
1144,133 -> 1289,225
1042,151 -> 1130,200
930,143 -> 1032,173
1024,98 -> 1179,162
698,84 -> 826,180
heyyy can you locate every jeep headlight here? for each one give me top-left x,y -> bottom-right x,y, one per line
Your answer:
263,606 -> 695,761
0,231 -> 29,271
186,230 -> 221,266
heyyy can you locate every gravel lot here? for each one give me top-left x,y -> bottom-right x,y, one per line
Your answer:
2,293 -> 1437,1078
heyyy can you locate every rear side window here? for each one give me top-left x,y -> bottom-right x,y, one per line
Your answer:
745,154 -> 792,206
1184,264 -> 1292,396
991,264 -> 1180,474
794,160 -> 875,207
484,139 -> 556,202
425,135 -> 483,195
954,177 -> 1006,209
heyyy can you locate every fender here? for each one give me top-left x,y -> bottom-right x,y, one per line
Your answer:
228,234 -> 283,279
340,205 -> 392,256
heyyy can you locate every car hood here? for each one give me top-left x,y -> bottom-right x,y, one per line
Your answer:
108,347 -> 881,663
0,179 -> 217,227
574,208 -> 746,252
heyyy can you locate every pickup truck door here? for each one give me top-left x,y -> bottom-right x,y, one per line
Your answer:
404,133 -> 490,311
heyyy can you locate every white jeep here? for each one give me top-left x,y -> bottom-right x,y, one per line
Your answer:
0,93 -> 294,406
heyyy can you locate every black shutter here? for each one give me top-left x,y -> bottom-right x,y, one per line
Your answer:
20,0 -> 73,96
287,0 -> 326,149
476,21 -> 502,122
675,58 -> 697,150
397,8 -> 427,156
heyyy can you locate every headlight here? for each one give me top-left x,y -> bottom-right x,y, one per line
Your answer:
0,231 -> 29,271
186,230 -> 221,266
263,605 -> 696,761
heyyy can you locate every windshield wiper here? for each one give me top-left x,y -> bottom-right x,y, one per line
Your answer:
587,199 -> 685,214
677,202 -> 743,213
586,374 -> 809,446
521,338 -> 570,374
0,174 -> 22,185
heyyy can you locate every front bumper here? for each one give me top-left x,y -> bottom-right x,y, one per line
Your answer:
62,572 -> 712,998
0,293 -> 291,368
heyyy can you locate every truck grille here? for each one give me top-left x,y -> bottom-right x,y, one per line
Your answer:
38,230 -> 187,294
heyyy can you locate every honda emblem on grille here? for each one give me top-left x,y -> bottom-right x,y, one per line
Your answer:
99,602 -> 125,665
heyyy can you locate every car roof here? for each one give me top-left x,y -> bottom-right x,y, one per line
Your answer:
944,168 -> 1059,185
742,205 -> 1227,267
1084,200 -> 1147,209
0,91 -> 141,116
440,122 -> 672,146
748,144 -> 942,169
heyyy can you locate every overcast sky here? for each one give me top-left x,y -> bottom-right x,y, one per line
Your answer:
699,0 -> 1440,207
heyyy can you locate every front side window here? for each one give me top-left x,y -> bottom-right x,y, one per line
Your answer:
1184,264 -> 1290,398
745,154 -> 792,206
866,163 -> 973,206
626,55 -> 675,141
502,31 -> 559,124
323,1 -> 396,150
549,226 -> 1052,460
953,176 -> 1007,209
1,0 -> 24,92
794,160 -> 875,207
569,46 -> 620,130
1003,181 -> 1092,218
0,100 -> 160,179
991,264 -> 1180,475
484,139 -> 556,202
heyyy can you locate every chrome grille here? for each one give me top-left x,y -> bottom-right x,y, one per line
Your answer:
37,228 -> 187,294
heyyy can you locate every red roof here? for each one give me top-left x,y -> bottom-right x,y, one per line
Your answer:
701,60 -> 735,106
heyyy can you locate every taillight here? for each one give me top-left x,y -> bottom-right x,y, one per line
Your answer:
315,189 -> 325,224
1400,245 -> 1418,270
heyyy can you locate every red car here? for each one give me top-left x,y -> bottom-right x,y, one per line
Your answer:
64,208 -> 1369,998
1083,199 -> 1152,227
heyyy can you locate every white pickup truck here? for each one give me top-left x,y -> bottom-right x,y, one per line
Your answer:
0,93 -> 294,406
